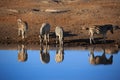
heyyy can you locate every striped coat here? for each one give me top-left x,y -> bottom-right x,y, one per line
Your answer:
17,19 -> 28,39
39,23 -> 50,44
55,26 -> 64,45
89,24 -> 113,44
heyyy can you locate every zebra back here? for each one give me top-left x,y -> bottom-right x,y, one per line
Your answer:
40,23 -> 50,35
55,26 -> 64,38
94,25 -> 113,34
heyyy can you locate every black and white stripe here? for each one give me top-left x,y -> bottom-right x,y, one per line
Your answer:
17,19 -> 28,39
55,26 -> 64,46
39,23 -> 51,44
89,24 -> 114,44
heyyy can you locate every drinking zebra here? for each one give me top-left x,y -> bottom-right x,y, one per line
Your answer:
17,19 -> 28,39
55,26 -> 64,46
39,23 -> 50,44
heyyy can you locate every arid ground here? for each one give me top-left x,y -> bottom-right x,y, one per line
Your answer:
0,0 -> 120,48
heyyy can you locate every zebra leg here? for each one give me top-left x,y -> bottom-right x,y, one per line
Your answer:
92,36 -> 95,44
61,40 -> 63,46
90,37 -> 92,44
22,31 -> 25,39
44,34 -> 47,44
47,34 -> 49,42
40,42 -> 43,51
40,35 -> 43,44
18,44 -> 21,52
103,34 -> 106,43
62,37 -> 64,45
44,35 -> 46,42
59,38 -> 61,46
90,35 -> 95,44
59,37 -> 63,46
24,32 -> 27,38
89,32 -> 94,44
56,36 -> 58,44
91,33 -> 96,44
108,55 -> 113,64
60,38 -> 63,46
18,29 -> 21,36
39,35 -> 41,43
23,31 -> 25,39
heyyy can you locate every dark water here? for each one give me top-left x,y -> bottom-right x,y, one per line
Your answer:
0,46 -> 120,80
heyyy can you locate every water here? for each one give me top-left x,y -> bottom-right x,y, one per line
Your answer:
0,46 -> 120,80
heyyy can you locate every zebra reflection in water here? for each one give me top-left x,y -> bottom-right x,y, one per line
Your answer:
18,44 -> 28,62
55,44 -> 64,63
40,43 -> 50,64
89,47 -> 113,65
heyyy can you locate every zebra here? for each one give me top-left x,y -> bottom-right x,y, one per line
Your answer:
55,26 -> 64,46
39,23 -> 50,44
40,43 -> 50,64
89,47 -> 113,65
89,24 -> 114,44
55,44 -> 64,63
18,44 -> 28,62
17,19 -> 28,39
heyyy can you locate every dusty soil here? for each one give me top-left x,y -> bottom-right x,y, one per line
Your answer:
0,0 -> 120,47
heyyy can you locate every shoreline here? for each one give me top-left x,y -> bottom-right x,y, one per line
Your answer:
0,42 -> 119,50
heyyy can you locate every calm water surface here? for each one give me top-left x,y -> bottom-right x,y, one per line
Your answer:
0,47 -> 120,80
